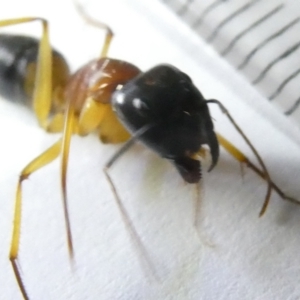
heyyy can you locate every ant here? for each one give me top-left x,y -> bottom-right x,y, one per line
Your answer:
1,4 -> 299,300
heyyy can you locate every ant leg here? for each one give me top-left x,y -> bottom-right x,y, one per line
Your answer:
207,99 -> 274,215
73,0 -> 113,57
216,132 -> 300,214
77,97 -> 130,143
38,106 -> 79,260
104,125 -> 158,280
10,140 -> 62,300
59,101 -> 79,259
0,18 -> 52,128
0,17 -> 56,299
1,13 -> 76,267
192,148 -> 206,228
45,113 -> 66,133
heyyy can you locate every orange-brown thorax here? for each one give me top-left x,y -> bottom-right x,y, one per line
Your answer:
63,58 -> 141,114
53,57 -> 142,143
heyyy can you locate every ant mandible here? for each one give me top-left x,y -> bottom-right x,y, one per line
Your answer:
0,4 -> 299,300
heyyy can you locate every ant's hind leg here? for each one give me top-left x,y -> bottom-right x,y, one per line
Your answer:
10,140 -> 62,300
0,17 -> 52,127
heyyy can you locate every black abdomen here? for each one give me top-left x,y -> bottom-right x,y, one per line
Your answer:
0,34 -> 41,104
0,34 -> 69,106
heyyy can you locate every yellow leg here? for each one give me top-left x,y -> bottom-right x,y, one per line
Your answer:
77,97 -> 107,136
9,140 -> 62,300
45,113 -> 66,133
10,120 -> 80,296
0,17 -> 52,128
217,133 -> 300,215
42,105 -> 77,261
45,112 -> 80,134
60,101 -> 78,259
0,17 -> 54,300
78,97 -> 130,143
97,105 -> 131,144
73,0 -> 113,57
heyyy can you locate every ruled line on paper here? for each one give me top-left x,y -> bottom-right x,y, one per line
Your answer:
192,0 -> 228,29
206,0 -> 262,42
161,0 -> 300,121
285,96 -> 300,116
220,4 -> 283,56
177,0 -> 194,15
252,41 -> 300,85
269,68 -> 300,101
238,17 -> 300,70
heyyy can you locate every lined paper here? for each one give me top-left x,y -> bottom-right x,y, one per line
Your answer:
162,0 -> 300,125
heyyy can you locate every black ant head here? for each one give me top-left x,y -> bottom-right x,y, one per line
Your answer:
112,64 -> 219,183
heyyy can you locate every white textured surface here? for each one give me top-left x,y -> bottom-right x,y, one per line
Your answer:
1,0 -> 300,300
